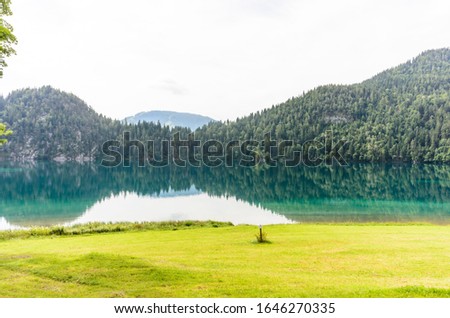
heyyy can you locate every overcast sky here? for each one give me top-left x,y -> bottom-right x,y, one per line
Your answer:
1,0 -> 449,121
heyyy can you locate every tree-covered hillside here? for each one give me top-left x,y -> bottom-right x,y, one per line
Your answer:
1,48 -> 450,163
0,86 -> 191,160
0,86 -> 123,160
197,48 -> 450,163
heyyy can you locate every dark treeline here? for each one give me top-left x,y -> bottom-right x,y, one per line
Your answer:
1,48 -> 450,163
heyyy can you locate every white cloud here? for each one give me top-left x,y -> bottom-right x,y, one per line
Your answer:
153,79 -> 188,96
1,0 -> 449,121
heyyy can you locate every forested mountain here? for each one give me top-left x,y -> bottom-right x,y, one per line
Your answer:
0,86 -> 190,160
0,86 -> 122,160
197,48 -> 450,163
124,110 -> 215,130
1,48 -> 450,163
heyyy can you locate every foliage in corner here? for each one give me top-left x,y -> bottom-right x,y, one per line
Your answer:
0,0 -> 17,78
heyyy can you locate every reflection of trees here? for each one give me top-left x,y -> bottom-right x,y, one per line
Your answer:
193,164 -> 450,223
1,162 -> 449,225
194,164 -> 450,203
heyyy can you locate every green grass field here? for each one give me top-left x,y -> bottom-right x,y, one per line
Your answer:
0,223 -> 449,297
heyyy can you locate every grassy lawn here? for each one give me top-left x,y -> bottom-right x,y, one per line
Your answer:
0,223 -> 449,297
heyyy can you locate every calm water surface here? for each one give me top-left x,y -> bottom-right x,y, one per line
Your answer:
0,162 -> 449,230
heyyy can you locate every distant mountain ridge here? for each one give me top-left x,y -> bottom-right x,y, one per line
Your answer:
124,110 -> 215,130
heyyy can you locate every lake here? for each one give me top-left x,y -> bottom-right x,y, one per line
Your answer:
0,162 -> 449,230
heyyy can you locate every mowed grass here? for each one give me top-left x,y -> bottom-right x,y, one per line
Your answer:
0,223 -> 449,297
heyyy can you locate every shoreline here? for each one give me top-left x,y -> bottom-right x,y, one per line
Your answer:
0,220 -> 448,240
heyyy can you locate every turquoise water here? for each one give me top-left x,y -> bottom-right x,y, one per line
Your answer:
0,162 -> 449,229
